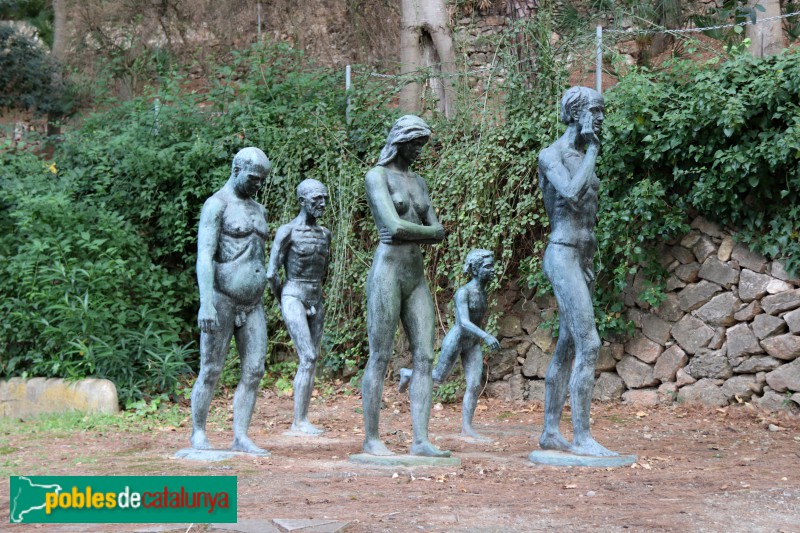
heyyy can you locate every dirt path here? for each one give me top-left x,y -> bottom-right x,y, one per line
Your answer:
3,386 -> 800,532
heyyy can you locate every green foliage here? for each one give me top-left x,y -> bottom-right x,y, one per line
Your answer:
0,23 -> 71,115
0,149 -> 193,404
598,48 -> 800,311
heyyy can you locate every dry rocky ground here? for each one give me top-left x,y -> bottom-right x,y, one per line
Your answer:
2,385 -> 800,532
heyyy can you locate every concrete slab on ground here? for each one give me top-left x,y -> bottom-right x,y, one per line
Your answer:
528,450 -> 637,467
174,448 -> 270,461
349,453 -> 461,467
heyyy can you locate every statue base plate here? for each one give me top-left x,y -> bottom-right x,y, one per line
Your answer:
175,448 -> 270,461
528,450 -> 636,468
349,453 -> 461,467
282,430 -> 324,437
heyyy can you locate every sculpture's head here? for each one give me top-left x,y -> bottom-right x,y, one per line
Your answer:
377,115 -> 431,166
464,249 -> 495,283
231,147 -> 271,198
297,178 -> 328,219
560,86 -> 604,136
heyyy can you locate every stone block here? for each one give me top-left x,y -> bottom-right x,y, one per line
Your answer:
484,380 -> 510,400
498,315 -> 522,338
527,379 -> 546,403
521,344 -> 551,379
676,367 -> 696,386
0,378 -> 119,418
672,314 -> 714,354
725,323 -> 763,366
733,356 -> 782,374
753,389 -> 800,413
627,307 -> 644,328
733,300 -> 761,322
752,314 -> 787,339
678,378 -> 728,407
670,245 -> 696,265
784,308 -> 800,334
760,333 -> 800,361
596,345 -> 617,374
717,236 -> 735,261
666,275 -> 686,291
766,279 -> 793,294
680,231 -> 701,249
658,382 -> 678,403
698,257 -> 739,288
654,345 -> 688,382
642,314 -> 672,345
593,372 -> 625,402
625,333 -> 663,363
761,289 -> 800,315
770,261 -> 800,284
622,389 -> 660,406
732,243 -> 767,273
765,359 -> 800,392
520,312 -> 542,335
616,355 -> 658,389
708,327 -> 726,350
531,324 -> 555,352
654,293 -> 685,322
721,375 -> 762,401
738,269 -> 772,302
674,262 -> 701,283
678,280 -> 722,312
686,348 -> 733,380
692,236 -> 716,263
509,373 -> 526,401
487,349 -> 517,380
691,216 -> 724,238
695,293 -> 742,327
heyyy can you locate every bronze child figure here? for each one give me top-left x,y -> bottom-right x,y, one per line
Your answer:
398,249 -> 500,441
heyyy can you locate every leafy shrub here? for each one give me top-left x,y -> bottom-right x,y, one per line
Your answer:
0,148 -> 193,404
598,46 -> 800,308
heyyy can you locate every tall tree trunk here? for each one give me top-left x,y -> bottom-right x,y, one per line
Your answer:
506,0 -> 538,84
47,0 -> 67,137
399,0 -> 457,119
746,0 -> 784,57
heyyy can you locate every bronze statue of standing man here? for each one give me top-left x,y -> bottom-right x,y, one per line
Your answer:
191,147 -> 271,455
537,87 -> 618,457
267,179 -> 331,436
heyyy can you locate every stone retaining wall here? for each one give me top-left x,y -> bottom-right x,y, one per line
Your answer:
487,216 -> 800,413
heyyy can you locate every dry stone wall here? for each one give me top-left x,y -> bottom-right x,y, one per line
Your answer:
488,216 -> 800,414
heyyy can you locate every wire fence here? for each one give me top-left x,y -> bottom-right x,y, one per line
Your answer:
343,10 -> 800,99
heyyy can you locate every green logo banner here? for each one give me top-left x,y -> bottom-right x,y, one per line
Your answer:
9,476 -> 237,523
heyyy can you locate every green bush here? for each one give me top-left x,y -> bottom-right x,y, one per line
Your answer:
0,148 -> 193,404
596,47 -> 800,318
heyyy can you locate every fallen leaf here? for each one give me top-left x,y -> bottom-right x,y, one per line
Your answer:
564,484 -> 577,489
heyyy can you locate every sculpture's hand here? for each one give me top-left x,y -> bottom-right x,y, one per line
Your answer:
583,265 -> 596,286
580,111 -> 601,148
484,334 -> 500,351
307,305 -> 316,317
267,276 -> 283,301
198,304 -> 219,333
378,226 -> 395,244
432,224 -> 446,241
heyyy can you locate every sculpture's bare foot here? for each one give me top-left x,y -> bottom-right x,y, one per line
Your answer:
397,368 -> 412,393
410,440 -> 451,457
539,430 -> 571,452
569,437 -> 619,457
362,438 -> 394,456
231,435 -> 268,456
190,430 -> 213,450
291,420 -> 324,436
461,427 -> 492,443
